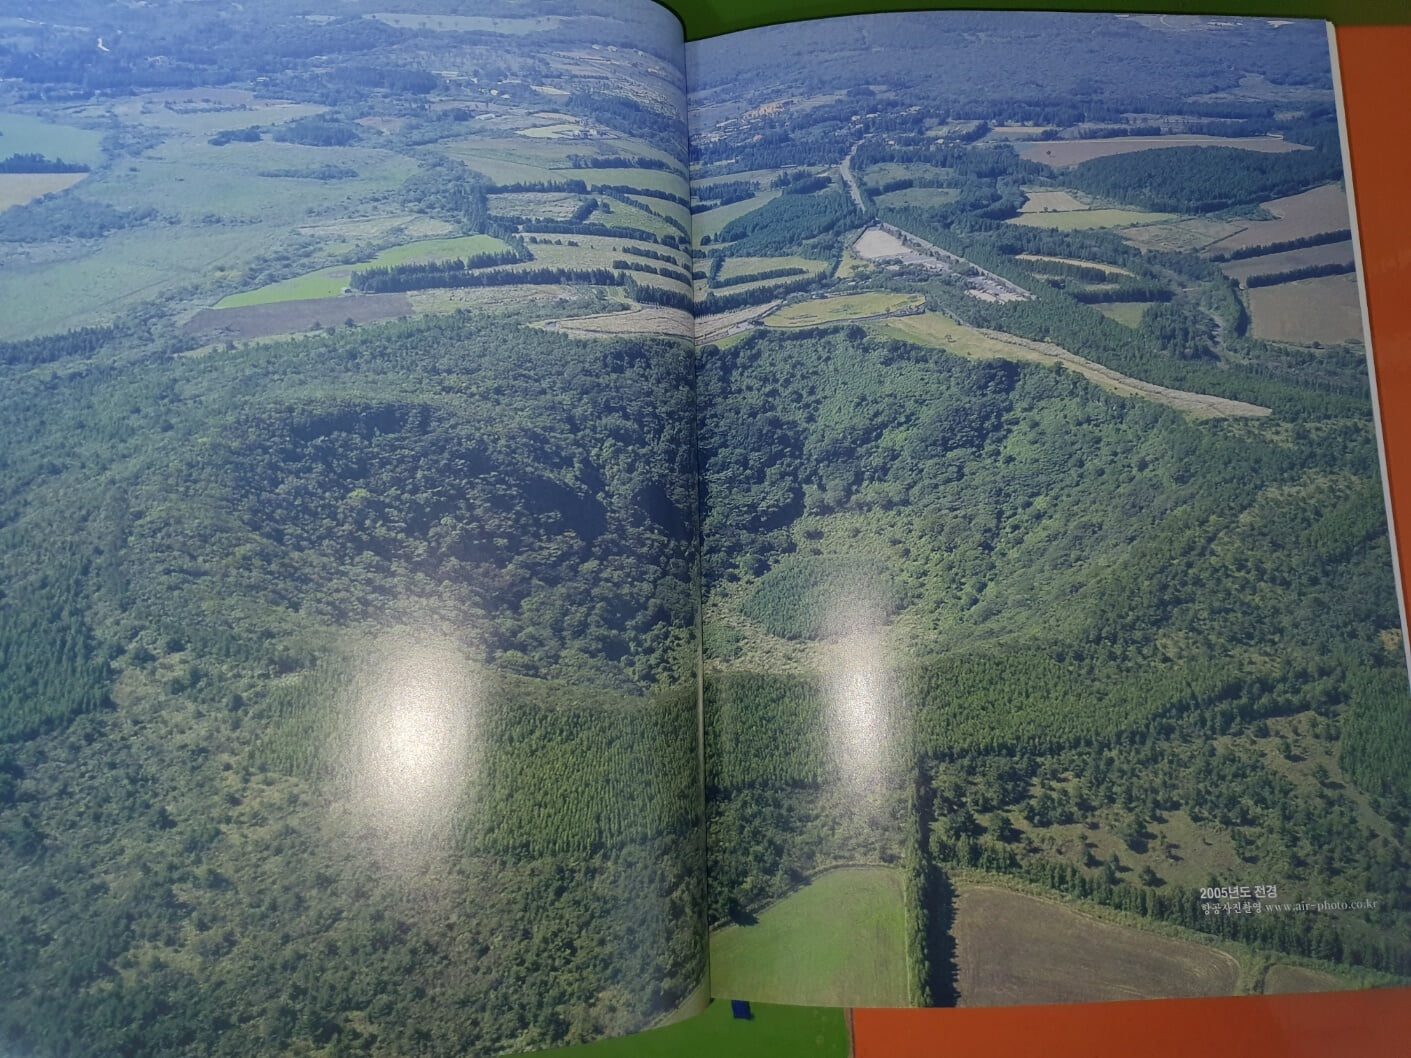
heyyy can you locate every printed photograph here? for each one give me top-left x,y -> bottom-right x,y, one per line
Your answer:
689,11 -> 1411,1008
0,2 -> 705,1055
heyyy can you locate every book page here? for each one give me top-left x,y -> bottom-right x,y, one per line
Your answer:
0,2 -> 707,1054
689,11 -> 1410,1008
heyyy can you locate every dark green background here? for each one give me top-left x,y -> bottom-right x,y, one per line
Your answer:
659,0 -> 1409,41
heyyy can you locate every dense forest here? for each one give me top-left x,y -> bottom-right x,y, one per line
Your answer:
0,308 -> 707,1056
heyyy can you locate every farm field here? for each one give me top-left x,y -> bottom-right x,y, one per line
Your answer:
694,190 -> 783,243
1203,183 -> 1351,255
835,241 -> 870,278
987,125 -> 1056,140
1263,965 -> 1351,994
875,312 -> 1270,418
953,886 -> 1240,1006
1122,216 -> 1247,252
1008,207 -> 1176,230
1247,272 -> 1363,345
1016,253 -> 1133,276
90,141 -> 417,220
1018,133 -> 1308,167
216,235 -> 513,308
184,293 -> 414,342
406,283 -> 586,315
709,868 -> 908,1007
0,224 -> 290,341
0,113 -> 105,166
1219,238 -> 1355,285
717,255 -> 827,281
488,191 -> 585,219
295,213 -> 455,250
1017,190 -> 1088,213
860,161 -> 953,188
537,1000 -> 849,1058
764,291 -> 921,327
1091,301 -> 1147,327
537,305 -> 693,340
693,168 -> 783,190
875,187 -> 960,209
0,171 -> 87,210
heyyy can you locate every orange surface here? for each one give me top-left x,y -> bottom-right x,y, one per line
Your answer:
853,23 -> 1411,1058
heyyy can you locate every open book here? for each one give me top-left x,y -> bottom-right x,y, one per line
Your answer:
1,2 -> 1406,1054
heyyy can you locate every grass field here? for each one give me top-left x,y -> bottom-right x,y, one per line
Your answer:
875,312 -> 1269,419
875,187 -> 960,209
1091,302 -> 1148,327
1017,253 -> 1133,277
693,168 -> 781,191
90,140 -> 417,221
0,171 -> 87,210
710,867 -> 908,1006
1204,184 -> 1351,255
442,149 -> 556,186
1263,964 -> 1351,994
1122,217 -> 1247,253
1018,190 -> 1089,213
216,235 -> 511,308
1008,208 -> 1176,230
764,292 -> 921,327
0,224 -> 293,342
536,1000 -> 849,1058
835,241 -> 870,278
517,123 -> 582,139
488,191 -> 584,219
296,213 -> 454,253
717,255 -> 825,281
1247,272 -> 1363,345
185,293 -> 414,342
538,305 -> 693,339
694,190 -> 783,243
0,114 -> 106,166
407,283 -> 586,315
442,135 -> 684,183
859,162 -> 953,188
1220,239 -> 1355,285
115,100 -> 326,135
987,125 -> 1056,139
954,886 -> 1239,1006
1019,134 -> 1309,168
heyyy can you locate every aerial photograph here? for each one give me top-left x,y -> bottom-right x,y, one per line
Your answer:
690,12 -> 1411,1009
3,2 -> 1410,1054
0,1 -> 705,1055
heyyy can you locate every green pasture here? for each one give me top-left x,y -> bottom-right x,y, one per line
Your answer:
875,186 -> 960,208
1092,301 -> 1147,327
717,254 -> 826,280
89,140 -> 416,222
710,867 -> 909,1006
217,235 -> 511,308
693,167 -> 782,190
764,291 -> 920,327
694,189 -> 783,243
1008,207 -> 1177,230
859,161 -> 953,187
0,114 -> 105,166
0,225 -> 284,341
